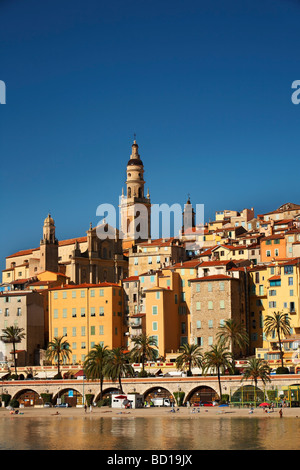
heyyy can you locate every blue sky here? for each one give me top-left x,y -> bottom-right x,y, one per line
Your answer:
1,0 -> 300,271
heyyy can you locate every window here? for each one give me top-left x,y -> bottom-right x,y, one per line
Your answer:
17,308 -> 21,316
288,277 -> 293,286
208,320 -> 213,328
81,308 -> 86,317
99,307 -> 104,316
269,301 -> 276,308
274,249 -> 279,257
196,301 -> 201,311
54,309 -> 58,319
266,250 -> 271,257
91,326 -> 95,335
99,325 -> 104,335
290,290 -> 294,296
196,320 -> 201,329
284,266 -> 293,274
63,308 -> 67,318
152,322 -> 158,331
181,292 -> 186,302
134,257 -> 138,265
152,306 -> 158,315
54,292 -> 58,299
72,327 -> 76,337
269,290 -> 276,296
81,326 -> 86,336
81,290 -> 85,298
156,291 -> 160,300
208,283 -> 212,292
208,336 -> 213,346
90,290 -> 95,297
220,300 -> 225,309
148,256 -> 152,265
219,282 -> 224,291
208,301 -> 213,310
181,323 -> 186,334
63,291 -> 67,299
99,289 -> 104,297
63,327 -> 67,336
72,308 -> 77,318
196,337 -> 203,346
72,290 -> 76,298
259,285 -> 264,296
196,283 -> 200,293
91,307 -> 95,316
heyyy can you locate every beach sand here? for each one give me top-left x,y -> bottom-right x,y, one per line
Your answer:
0,405 -> 299,419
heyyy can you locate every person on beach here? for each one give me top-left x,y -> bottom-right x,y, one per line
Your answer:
279,409 -> 283,418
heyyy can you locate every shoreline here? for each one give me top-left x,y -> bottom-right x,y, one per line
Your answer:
1,405 -> 299,419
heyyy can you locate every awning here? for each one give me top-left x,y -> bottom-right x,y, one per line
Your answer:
35,371 -> 57,378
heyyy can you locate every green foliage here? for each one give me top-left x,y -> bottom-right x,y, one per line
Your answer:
97,397 -> 110,407
9,399 -> 19,408
85,394 -> 95,406
138,369 -> 149,377
40,393 -> 53,404
1,394 -> 11,407
174,391 -> 185,406
220,394 -> 229,404
276,367 -> 289,374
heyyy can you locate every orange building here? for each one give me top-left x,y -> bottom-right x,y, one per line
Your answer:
260,235 -> 286,262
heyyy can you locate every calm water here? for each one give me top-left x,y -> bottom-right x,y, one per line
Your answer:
0,415 -> 300,450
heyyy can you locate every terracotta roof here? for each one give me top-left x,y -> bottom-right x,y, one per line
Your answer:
58,236 -> 87,246
189,274 -> 236,282
49,282 -> 120,291
198,260 -> 235,267
172,259 -> 202,269
7,248 -> 39,259
122,276 -> 139,282
268,275 -> 281,281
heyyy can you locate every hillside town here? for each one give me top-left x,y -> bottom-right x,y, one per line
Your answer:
1,140 -> 300,379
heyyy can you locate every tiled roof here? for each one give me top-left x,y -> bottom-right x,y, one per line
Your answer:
189,274 -> 236,281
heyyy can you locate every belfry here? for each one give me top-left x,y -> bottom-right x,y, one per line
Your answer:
120,139 -> 151,251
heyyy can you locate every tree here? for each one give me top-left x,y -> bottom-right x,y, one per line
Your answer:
175,343 -> 202,376
83,344 -> 110,400
264,311 -> 291,369
130,334 -> 158,375
46,336 -> 72,377
1,326 -> 26,377
202,343 -> 233,400
241,357 -> 271,404
216,319 -> 249,357
104,347 -> 135,393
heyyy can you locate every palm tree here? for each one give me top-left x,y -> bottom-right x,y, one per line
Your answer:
83,344 -> 109,400
175,343 -> 202,376
264,311 -> 291,369
104,347 -> 135,393
130,334 -> 158,375
216,319 -> 249,356
202,343 -> 233,400
46,336 -> 72,378
241,357 -> 271,404
1,326 -> 26,377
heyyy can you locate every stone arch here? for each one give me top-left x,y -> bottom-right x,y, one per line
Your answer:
143,386 -> 174,404
13,388 -> 43,407
231,385 -> 265,405
53,387 -> 83,407
185,385 -> 219,405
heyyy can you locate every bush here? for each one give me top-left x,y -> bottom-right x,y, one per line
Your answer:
1,394 -> 11,407
9,399 -> 19,408
276,367 -> 289,374
138,369 -> 149,377
174,391 -> 185,406
220,394 -> 229,404
97,397 -> 110,407
85,394 -> 95,407
40,393 -> 53,404
53,372 -> 62,379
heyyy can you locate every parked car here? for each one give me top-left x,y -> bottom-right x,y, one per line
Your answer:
43,402 -> 53,408
55,403 -> 70,408
200,401 -> 213,407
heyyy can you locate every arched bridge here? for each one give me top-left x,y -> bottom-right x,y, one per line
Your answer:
2,375 -> 300,406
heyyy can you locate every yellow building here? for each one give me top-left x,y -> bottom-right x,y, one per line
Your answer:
48,282 -> 125,365
249,258 -> 300,371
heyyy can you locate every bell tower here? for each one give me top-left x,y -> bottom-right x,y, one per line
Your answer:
120,139 -> 151,251
40,214 -> 59,272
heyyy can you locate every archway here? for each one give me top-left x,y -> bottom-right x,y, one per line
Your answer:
144,387 -> 174,405
186,386 -> 218,405
53,388 -> 83,407
14,389 -> 43,407
231,385 -> 265,406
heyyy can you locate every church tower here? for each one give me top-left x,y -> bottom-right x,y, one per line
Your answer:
120,139 -> 151,251
39,214 -> 59,272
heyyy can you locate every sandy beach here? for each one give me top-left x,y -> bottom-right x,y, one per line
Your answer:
0,404 -> 299,419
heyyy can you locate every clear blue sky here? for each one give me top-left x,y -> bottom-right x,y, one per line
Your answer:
1,0 -> 300,271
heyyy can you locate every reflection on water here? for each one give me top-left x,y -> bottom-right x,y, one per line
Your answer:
0,416 -> 300,450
